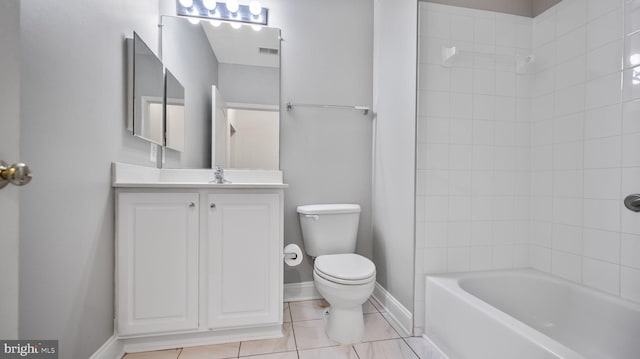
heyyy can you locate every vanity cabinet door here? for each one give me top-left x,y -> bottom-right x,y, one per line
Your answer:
116,192 -> 199,336
207,192 -> 282,329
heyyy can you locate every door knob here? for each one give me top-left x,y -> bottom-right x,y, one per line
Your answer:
0,161 -> 32,189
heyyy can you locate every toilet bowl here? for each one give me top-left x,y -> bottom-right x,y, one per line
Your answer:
313,253 -> 376,343
296,204 -> 377,344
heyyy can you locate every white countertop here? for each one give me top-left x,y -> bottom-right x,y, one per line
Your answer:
112,162 -> 288,189
113,182 -> 289,189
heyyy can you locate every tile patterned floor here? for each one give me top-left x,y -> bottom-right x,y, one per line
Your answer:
122,299 -> 445,359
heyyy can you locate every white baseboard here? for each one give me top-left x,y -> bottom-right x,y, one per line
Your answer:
90,326 -> 283,358
284,281 -> 322,302
89,334 -> 124,359
121,325 -> 282,353
372,282 -> 413,336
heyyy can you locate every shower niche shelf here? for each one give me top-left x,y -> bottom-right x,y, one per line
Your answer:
442,46 -> 534,74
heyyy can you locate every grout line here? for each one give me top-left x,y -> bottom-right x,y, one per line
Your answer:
238,350 -> 297,358
351,343 -> 362,359
289,313 -> 300,356
287,302 -> 295,323
377,310 -> 403,339
363,337 -> 410,345
401,336 -> 422,359
237,341 -> 242,358
289,318 -> 326,324
618,0 -> 628,299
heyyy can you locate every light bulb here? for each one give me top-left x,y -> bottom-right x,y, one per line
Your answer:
210,20 -> 222,27
631,54 -> 640,66
178,0 -> 193,7
231,22 -> 242,29
188,17 -> 200,25
252,25 -> 262,31
202,0 -> 217,10
249,1 -> 261,15
225,0 -> 239,13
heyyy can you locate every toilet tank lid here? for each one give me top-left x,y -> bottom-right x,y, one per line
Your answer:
297,204 -> 361,215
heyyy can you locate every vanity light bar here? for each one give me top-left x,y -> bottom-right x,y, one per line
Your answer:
176,0 -> 268,26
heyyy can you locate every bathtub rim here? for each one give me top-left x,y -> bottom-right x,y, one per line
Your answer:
431,268 -> 640,313
423,268 -> 640,359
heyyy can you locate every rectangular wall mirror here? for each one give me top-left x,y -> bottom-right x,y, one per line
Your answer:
161,16 -> 281,170
128,32 -> 165,146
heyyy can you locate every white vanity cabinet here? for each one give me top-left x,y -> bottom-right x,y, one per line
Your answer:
207,193 -> 282,329
116,192 -> 200,336
114,177 -> 285,346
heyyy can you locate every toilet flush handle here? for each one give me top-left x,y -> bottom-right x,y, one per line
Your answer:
304,214 -> 319,220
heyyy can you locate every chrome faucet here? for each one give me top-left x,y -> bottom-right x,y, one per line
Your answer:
211,165 -> 230,184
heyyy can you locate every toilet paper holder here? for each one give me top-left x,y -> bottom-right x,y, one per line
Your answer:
283,243 -> 303,266
284,251 -> 298,260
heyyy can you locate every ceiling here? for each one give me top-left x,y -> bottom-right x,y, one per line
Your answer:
425,0 -> 562,18
201,21 -> 280,68
533,0 -> 562,16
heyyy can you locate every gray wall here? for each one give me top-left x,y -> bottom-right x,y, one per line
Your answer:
425,0 -> 561,17
260,0 -> 374,283
372,0 -> 418,312
161,16 -> 219,168
0,0 -> 20,340
218,63 -> 279,106
18,0 -> 170,358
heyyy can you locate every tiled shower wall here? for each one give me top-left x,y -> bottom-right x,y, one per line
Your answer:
414,2 -> 533,333
415,0 -> 640,334
528,0 -> 640,305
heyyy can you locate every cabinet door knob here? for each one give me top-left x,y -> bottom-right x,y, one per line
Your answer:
188,202 -> 196,208
210,203 -> 216,209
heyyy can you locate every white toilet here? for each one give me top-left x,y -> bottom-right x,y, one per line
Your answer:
297,204 -> 376,344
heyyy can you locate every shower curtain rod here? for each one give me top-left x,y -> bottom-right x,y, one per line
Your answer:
285,102 -> 370,115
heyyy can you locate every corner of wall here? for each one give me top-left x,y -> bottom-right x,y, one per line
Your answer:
371,0 -> 418,314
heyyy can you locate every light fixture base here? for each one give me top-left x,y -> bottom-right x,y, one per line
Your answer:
176,0 -> 268,26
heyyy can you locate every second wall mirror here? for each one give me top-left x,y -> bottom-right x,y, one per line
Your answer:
129,32 -> 165,146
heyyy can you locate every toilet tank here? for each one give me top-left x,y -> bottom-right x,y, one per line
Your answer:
297,204 -> 361,257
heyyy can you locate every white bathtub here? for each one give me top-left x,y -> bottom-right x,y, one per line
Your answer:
424,269 -> 640,359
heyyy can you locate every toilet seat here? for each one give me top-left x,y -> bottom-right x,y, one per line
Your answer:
314,254 -> 376,285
